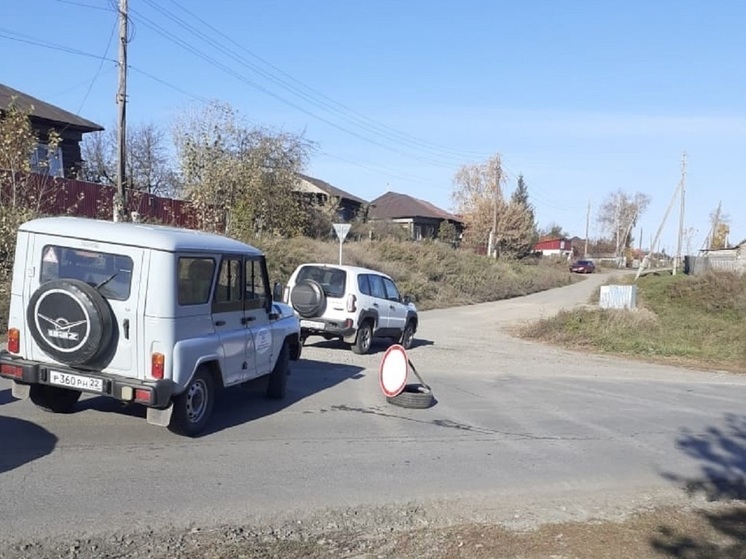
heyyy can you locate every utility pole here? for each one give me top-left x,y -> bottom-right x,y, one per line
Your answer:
114,0 -> 128,222
584,200 -> 590,258
673,152 -> 687,275
488,156 -> 501,259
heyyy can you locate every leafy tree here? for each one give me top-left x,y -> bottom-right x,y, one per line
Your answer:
437,220 -> 459,245
172,101 -> 314,238
505,174 -> 537,257
597,189 -> 651,257
540,223 -> 569,238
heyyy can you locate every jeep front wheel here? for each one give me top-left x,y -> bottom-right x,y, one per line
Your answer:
29,385 -> 81,413
352,321 -> 373,355
169,368 -> 214,437
266,341 -> 289,399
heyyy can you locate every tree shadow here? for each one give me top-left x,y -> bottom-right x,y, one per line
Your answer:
0,416 -> 58,475
652,413 -> 746,558
75,358 -> 365,436
0,388 -> 14,406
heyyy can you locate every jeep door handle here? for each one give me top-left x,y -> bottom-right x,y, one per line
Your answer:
123,319 -> 130,339
241,317 -> 255,325
214,320 -> 226,326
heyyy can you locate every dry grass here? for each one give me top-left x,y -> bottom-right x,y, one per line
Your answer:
521,271 -> 746,372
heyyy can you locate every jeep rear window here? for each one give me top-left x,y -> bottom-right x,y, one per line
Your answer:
296,265 -> 346,298
40,245 -> 133,301
178,257 -> 215,306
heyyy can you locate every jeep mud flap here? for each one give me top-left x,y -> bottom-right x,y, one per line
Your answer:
11,381 -> 30,400
147,404 -> 174,427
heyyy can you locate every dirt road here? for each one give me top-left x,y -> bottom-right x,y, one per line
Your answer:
2,272 -> 745,558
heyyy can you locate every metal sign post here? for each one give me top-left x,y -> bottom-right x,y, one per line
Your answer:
332,223 -> 351,265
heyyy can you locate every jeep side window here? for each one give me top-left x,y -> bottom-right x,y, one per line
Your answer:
357,274 -> 371,296
245,257 -> 268,311
178,257 -> 215,306
213,257 -> 243,312
367,274 -> 386,299
382,277 -> 401,302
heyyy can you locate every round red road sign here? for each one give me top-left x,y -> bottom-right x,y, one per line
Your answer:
379,344 -> 409,398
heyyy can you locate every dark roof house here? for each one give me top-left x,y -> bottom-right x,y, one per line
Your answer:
368,191 -> 464,241
295,173 -> 368,222
0,83 -> 104,178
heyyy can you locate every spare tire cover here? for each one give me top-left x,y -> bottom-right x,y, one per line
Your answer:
27,279 -> 115,366
290,280 -> 326,318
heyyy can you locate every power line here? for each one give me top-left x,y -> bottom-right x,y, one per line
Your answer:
54,0 -> 113,12
76,16 -> 118,115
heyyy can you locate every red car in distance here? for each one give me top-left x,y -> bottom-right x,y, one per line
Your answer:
569,259 -> 596,274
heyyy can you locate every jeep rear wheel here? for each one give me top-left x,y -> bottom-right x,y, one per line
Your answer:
169,368 -> 214,437
352,321 -> 373,355
29,385 -> 82,413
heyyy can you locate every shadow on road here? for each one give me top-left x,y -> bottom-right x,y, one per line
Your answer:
0,416 -> 58,475
0,389 -> 14,406
305,337 -> 434,355
75,358 -> 365,436
652,413 -> 746,558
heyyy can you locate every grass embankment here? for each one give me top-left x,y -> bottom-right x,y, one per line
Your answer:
0,238 -> 574,333
521,271 -> 746,372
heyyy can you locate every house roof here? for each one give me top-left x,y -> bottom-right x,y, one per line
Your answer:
368,191 -> 462,223
296,173 -> 367,205
0,83 -> 104,132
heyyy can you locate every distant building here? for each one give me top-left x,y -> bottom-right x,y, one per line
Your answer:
0,83 -> 104,178
533,237 -> 573,258
295,173 -> 368,222
368,191 -> 464,241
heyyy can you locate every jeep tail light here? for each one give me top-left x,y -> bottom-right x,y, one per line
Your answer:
1,363 -> 23,379
346,293 -> 357,313
151,352 -> 165,379
134,388 -> 153,405
7,328 -> 19,354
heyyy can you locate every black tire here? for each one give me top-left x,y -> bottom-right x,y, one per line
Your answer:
266,341 -> 289,399
169,368 -> 214,437
290,280 -> 326,318
400,321 -> 416,350
29,384 -> 82,413
386,384 -> 435,409
352,321 -> 373,355
27,279 -> 114,366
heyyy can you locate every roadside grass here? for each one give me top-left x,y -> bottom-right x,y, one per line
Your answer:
520,271 -> 746,372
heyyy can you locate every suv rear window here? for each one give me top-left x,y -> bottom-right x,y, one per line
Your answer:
296,265 -> 347,298
40,245 -> 134,301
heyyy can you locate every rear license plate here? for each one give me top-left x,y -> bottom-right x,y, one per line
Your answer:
49,370 -> 103,392
300,320 -> 325,330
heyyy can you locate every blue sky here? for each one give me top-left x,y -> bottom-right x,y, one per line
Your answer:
2,0 -> 744,253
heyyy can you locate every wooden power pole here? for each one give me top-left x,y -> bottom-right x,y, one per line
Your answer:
584,200 -> 590,258
673,152 -> 687,275
115,0 -> 128,222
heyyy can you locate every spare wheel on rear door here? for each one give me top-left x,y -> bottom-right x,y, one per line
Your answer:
290,279 -> 326,318
27,279 -> 115,366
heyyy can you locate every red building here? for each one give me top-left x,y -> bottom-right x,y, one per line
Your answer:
533,237 -> 573,258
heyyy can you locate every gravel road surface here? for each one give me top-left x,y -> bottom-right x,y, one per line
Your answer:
1,272 -> 745,556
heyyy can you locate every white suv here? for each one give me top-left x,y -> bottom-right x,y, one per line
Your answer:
0,217 -> 302,436
284,263 -> 417,354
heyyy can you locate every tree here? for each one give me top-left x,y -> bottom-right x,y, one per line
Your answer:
503,174 -> 537,257
437,220 -> 459,246
540,223 -> 569,238
597,189 -> 651,258
81,122 -> 181,196
708,207 -> 730,249
173,101 -> 314,238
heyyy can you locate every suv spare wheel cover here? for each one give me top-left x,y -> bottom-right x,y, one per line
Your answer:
290,279 -> 326,318
27,279 -> 115,366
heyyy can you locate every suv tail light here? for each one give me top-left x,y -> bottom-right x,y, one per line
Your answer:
346,294 -> 357,313
8,328 -> 19,354
151,352 -> 165,379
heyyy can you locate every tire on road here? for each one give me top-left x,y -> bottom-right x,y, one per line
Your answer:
266,341 -> 289,399
352,320 -> 373,355
169,367 -> 215,437
386,383 -> 435,409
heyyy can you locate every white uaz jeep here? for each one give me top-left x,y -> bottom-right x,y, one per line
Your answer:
0,217 -> 302,436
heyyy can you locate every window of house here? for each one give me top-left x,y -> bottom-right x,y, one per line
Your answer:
31,144 -> 64,177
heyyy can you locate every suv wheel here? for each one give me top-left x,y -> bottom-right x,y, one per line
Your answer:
352,321 -> 373,355
169,368 -> 214,437
29,385 -> 81,413
400,321 -> 416,350
290,280 -> 326,318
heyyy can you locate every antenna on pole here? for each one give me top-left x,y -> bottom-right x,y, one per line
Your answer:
114,0 -> 128,222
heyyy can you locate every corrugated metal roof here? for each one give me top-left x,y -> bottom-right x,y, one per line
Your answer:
297,173 -> 368,205
0,83 -> 104,132
368,191 -> 462,223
